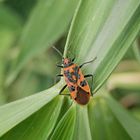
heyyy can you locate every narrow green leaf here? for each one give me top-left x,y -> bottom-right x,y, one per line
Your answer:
104,93 -> 140,140
64,0 -> 140,92
7,0 -> 79,85
0,81 -> 64,137
1,97 -> 63,140
73,105 -> 92,140
88,97 -> 131,140
50,104 -> 76,140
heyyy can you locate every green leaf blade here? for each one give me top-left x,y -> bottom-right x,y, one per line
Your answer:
0,81 -> 63,137
1,97 -> 63,140
64,0 -> 140,92
104,93 -> 140,140
50,104 -> 76,140
88,97 -> 131,140
73,105 -> 92,140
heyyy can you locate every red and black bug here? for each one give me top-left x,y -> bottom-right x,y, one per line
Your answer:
54,47 -> 96,105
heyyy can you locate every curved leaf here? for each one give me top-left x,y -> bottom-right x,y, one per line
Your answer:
0,81 -> 64,137
64,0 -> 140,92
73,105 -> 92,140
88,96 -> 131,140
1,97 -> 63,140
104,92 -> 140,140
50,104 -> 76,140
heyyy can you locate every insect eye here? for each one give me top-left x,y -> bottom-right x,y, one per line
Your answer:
80,80 -> 87,87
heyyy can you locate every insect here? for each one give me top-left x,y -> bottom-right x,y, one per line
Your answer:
54,47 -> 96,105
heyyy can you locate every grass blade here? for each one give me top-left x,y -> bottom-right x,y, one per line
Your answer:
50,104 -> 76,140
0,81 -> 63,137
1,97 -> 63,140
64,0 -> 140,92
104,92 -> 140,140
88,96 -> 131,140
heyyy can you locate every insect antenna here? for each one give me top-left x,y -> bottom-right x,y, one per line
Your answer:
52,46 -> 63,58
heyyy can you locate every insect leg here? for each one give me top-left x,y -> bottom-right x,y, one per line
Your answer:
72,57 -> 75,62
56,64 -> 63,68
84,74 -> 93,96
56,74 -> 63,77
59,85 -> 70,96
55,74 -> 63,83
79,57 -> 97,68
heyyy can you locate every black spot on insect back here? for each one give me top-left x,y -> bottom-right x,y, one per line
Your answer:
64,70 -> 77,83
80,80 -> 87,87
69,85 -> 75,92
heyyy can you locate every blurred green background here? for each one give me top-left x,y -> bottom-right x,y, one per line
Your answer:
0,0 -> 70,103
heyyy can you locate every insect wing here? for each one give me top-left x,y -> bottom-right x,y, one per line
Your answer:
75,86 -> 90,105
77,69 -> 91,94
74,69 -> 91,105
